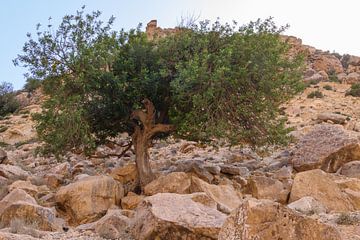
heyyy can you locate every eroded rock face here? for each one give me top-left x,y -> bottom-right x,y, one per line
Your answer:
340,161 -> 360,178
144,172 -> 191,196
289,169 -> 354,212
0,189 -> 57,231
246,175 -> 290,204
8,180 -> 39,197
130,193 -> 227,240
55,176 -> 124,225
121,192 -> 144,210
0,149 -> 7,163
190,176 -> 242,213
94,209 -> 130,240
288,196 -> 327,215
0,165 -> 29,180
311,54 -> 344,74
0,201 -> 57,231
110,164 -> 138,194
218,198 -> 341,240
292,124 -> 360,172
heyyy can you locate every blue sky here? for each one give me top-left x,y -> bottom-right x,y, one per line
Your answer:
1,0 -> 360,90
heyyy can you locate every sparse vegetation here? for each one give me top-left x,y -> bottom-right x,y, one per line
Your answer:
345,83 -> 360,97
23,78 -> 42,93
307,90 -> 324,98
0,82 -> 19,117
323,85 -> 333,90
328,69 -> 340,83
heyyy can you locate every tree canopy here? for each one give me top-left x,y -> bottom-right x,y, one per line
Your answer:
14,8 -> 304,187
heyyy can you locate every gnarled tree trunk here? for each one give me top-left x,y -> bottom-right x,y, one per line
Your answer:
131,99 -> 174,189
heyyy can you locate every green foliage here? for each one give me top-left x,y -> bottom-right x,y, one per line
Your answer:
307,90 -> 324,98
168,18 -> 304,146
14,7 -> 123,155
328,69 -> 340,83
346,83 -> 360,97
0,82 -> 19,117
323,85 -> 333,90
23,78 -> 42,93
15,8 -> 304,156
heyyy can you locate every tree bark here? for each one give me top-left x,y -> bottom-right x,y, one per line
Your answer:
130,99 -> 174,189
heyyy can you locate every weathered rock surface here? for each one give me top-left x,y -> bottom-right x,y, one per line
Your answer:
0,165 -> 29,180
0,190 -> 57,232
55,175 -> 124,225
8,180 -> 38,197
292,124 -> 360,172
218,198 -> 342,240
317,112 -> 347,124
246,175 -> 290,204
288,196 -> 327,215
93,209 -> 130,239
144,172 -> 191,195
0,149 -> 7,164
190,176 -> 241,213
0,200 -> 57,231
340,161 -> 360,178
121,192 -> 144,210
289,169 -> 354,212
0,189 -> 37,213
131,193 -> 227,240
110,164 -> 138,194
311,53 -> 344,74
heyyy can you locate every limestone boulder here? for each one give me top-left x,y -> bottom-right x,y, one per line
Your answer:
1,123 -> 36,145
0,200 -> 57,231
317,112 -> 347,124
288,196 -> 327,215
0,189 -> 57,231
190,176 -> 241,213
0,189 -> 37,214
344,72 -> 360,84
131,193 -> 227,240
312,53 -> 344,74
110,164 -> 138,194
289,169 -> 354,212
8,180 -> 38,197
218,198 -> 341,240
246,175 -> 290,204
292,124 -> 360,172
55,175 -> 124,225
340,161 -> 360,178
121,192 -> 144,210
94,209 -> 130,239
0,165 -> 29,180
144,172 -> 191,195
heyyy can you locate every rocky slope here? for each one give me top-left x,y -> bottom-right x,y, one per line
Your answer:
2,22 -> 360,239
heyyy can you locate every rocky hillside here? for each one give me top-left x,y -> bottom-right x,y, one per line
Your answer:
1,22 -> 360,239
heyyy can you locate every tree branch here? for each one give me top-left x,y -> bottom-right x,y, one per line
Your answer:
147,124 -> 175,139
90,141 -> 133,159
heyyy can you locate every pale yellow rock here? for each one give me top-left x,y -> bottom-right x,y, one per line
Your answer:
190,176 -> 242,212
289,169 -> 354,212
55,175 -> 124,225
8,180 -> 38,197
218,198 -> 341,240
144,172 -> 191,195
131,193 -> 227,240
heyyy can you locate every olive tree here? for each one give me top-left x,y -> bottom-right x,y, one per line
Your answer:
15,8 -> 304,189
